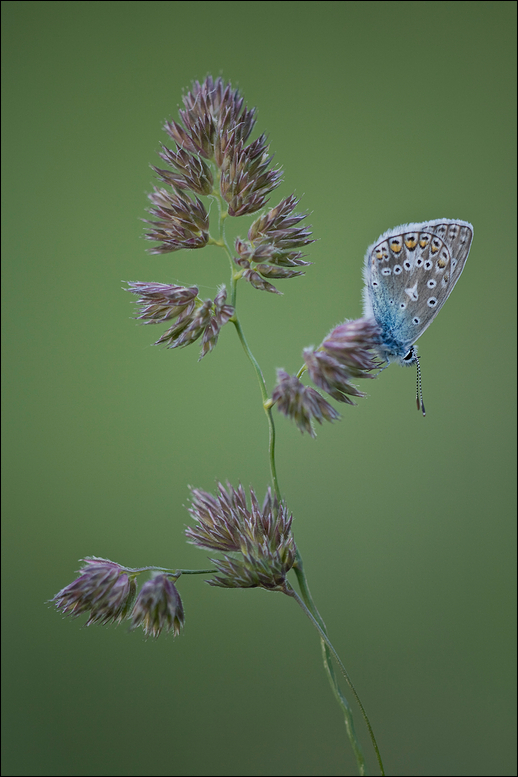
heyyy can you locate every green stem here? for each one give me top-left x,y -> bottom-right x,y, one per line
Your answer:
285,580 -> 385,777
210,185 -> 282,502
231,312 -> 281,502
210,184 -> 383,775
292,555 -> 369,772
296,363 -> 307,380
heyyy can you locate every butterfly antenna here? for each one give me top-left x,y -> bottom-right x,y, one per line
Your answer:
415,356 -> 426,416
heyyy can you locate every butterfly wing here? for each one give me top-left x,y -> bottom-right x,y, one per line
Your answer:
362,219 -> 473,361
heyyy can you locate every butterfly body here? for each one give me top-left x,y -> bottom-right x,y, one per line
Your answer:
362,219 -> 473,366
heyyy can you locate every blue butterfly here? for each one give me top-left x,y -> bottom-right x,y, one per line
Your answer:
362,219 -> 473,413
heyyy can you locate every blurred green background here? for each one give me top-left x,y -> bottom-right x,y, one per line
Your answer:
2,2 -> 516,775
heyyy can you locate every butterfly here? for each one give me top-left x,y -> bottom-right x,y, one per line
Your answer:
362,218 -> 473,414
